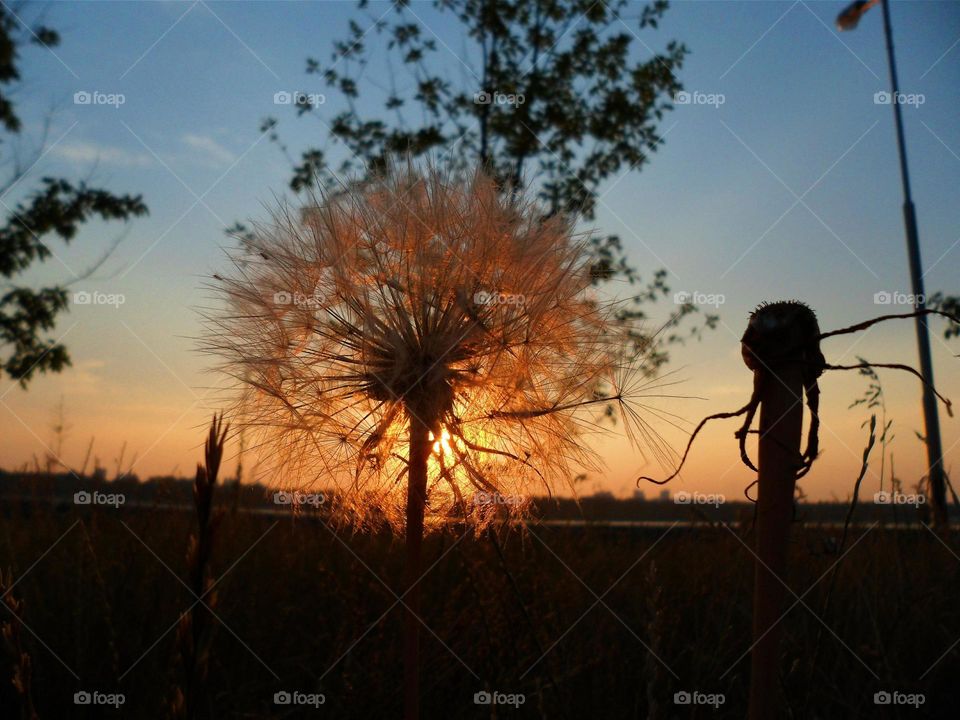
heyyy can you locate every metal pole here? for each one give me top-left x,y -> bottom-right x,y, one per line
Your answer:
880,0 -> 947,524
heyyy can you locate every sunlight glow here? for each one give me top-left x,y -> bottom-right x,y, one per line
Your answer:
429,428 -> 454,458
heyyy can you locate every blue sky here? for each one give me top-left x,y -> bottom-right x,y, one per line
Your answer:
2,0 -> 959,500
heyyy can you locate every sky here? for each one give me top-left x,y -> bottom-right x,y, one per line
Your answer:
1,0 -> 958,503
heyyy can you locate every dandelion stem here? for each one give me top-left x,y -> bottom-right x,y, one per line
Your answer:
748,360 -> 804,720
404,411 -> 431,720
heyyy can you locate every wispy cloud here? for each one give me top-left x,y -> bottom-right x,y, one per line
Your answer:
182,133 -> 237,166
53,359 -> 108,397
53,141 -> 153,168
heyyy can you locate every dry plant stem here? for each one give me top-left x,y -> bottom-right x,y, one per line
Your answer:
748,362 -> 804,720
824,362 -> 953,417
817,308 -> 960,341
170,415 -> 226,720
804,415 -> 876,715
404,412 -> 430,720
488,528 -> 559,696
945,471 -> 960,509
0,570 -> 38,720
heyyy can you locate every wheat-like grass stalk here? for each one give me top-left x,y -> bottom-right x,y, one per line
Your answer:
0,569 -> 38,720
168,414 -> 226,720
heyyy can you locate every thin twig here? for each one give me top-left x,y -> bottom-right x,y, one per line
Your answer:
637,401 -> 753,485
824,362 -> 953,417
818,308 -> 960,341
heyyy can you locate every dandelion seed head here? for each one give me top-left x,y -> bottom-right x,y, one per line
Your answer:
202,161 -> 665,532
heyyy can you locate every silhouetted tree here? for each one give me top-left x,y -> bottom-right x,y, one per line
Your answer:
0,5 -> 148,386
259,0 -> 716,368
929,292 -> 960,339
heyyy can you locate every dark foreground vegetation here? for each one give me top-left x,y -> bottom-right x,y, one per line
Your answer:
0,477 -> 957,719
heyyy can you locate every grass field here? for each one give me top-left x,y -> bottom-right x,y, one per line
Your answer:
1,488 -> 957,719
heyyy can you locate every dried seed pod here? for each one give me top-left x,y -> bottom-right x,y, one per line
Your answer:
741,300 -> 825,376
741,300 -> 825,476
